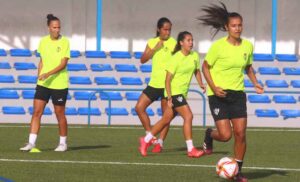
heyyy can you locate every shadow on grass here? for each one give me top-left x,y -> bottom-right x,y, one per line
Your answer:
42,145 -> 111,151
245,170 -> 288,180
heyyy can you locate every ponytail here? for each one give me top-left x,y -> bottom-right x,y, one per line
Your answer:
47,14 -> 60,26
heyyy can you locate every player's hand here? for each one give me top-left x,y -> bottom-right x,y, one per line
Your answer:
254,83 -> 264,94
38,73 -> 49,81
167,97 -> 173,108
213,87 -> 227,98
153,40 -> 164,52
200,84 -> 206,93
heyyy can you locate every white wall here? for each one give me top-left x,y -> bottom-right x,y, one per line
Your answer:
0,0 -> 299,54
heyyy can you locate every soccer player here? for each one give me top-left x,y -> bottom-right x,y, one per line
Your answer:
198,2 -> 264,181
135,17 -> 176,153
20,14 -> 70,152
138,31 -> 206,158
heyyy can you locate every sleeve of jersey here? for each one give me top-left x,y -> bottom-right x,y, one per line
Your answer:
166,56 -> 177,75
247,44 -> 254,65
204,43 -> 218,66
63,39 -> 71,59
37,40 -> 43,57
147,39 -> 155,50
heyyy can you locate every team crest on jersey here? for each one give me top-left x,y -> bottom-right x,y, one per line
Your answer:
57,46 -> 61,52
177,96 -> 183,103
164,46 -> 169,52
214,108 -> 220,115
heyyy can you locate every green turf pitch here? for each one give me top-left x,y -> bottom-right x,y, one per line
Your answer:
0,125 -> 299,182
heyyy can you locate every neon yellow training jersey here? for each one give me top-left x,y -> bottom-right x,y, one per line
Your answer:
37,35 -> 70,89
205,37 -> 253,96
165,50 -> 200,98
147,36 -> 176,88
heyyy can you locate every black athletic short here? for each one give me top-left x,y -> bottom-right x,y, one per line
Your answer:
208,90 -> 247,122
34,85 -> 68,106
142,85 -> 165,102
168,94 -> 188,108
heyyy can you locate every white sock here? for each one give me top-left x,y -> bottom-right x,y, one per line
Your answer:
157,139 -> 164,147
59,136 -> 67,145
144,133 -> 154,143
29,133 -> 37,145
186,140 -> 194,152
145,131 -> 151,135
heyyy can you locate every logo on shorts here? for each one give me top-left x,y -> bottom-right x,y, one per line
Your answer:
177,96 -> 183,103
214,108 -> 220,115
57,98 -> 64,102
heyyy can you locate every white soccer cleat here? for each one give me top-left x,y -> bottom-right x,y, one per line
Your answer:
20,143 -> 35,151
54,144 -> 67,152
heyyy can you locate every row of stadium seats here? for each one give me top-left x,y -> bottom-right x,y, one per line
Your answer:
1,75 -> 300,88
0,49 -> 299,62
0,106 -> 163,116
255,109 -> 300,119
1,90 -> 300,105
0,62 -> 152,72
3,62 -> 300,76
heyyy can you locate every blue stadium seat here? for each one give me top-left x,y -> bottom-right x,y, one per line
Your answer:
0,90 -> 19,99
70,50 -> 81,58
73,91 -> 97,100
125,92 -> 141,101
18,75 -> 37,84
78,107 -> 101,115
244,80 -> 263,87
280,110 -> 300,119
0,49 -> 7,56
90,64 -> 113,72
140,65 -> 152,73
145,77 -> 150,84
134,52 -> 143,59
94,77 -> 118,85
258,67 -> 280,75
120,77 -> 143,85
14,62 -> 37,70
265,80 -> 288,88
65,107 -> 77,115
276,54 -> 298,62
105,107 -> 129,115
131,108 -> 154,116
110,51 -> 131,59
35,50 -> 40,57
273,95 -> 297,104
283,67 -> 300,75
67,63 -> 87,71
100,91 -> 122,100
10,49 -> 32,57
248,95 -> 271,103
2,106 -> 25,115
255,109 -> 279,117
157,108 -> 162,116
29,106 -> 52,115
291,80 -> 300,88
0,62 -> 11,69
22,90 -> 35,99
85,51 -> 106,58
0,75 -> 14,83
69,76 -> 92,85
115,64 -> 138,72
253,54 -> 273,61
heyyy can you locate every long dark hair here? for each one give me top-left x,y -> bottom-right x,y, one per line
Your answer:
172,31 -> 192,55
156,17 -> 172,37
198,2 -> 243,38
47,14 -> 60,26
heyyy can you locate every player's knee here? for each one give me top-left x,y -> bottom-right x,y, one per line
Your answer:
135,104 -> 144,114
234,130 -> 246,141
220,132 -> 232,142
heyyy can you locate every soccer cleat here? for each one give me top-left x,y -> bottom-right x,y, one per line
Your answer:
54,144 -> 68,152
138,137 -> 150,156
151,143 -> 162,153
149,137 -> 157,146
234,173 -> 248,182
20,143 -> 35,151
203,128 -> 213,155
187,147 -> 205,158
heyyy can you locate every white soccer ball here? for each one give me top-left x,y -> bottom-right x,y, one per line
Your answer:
216,157 -> 239,179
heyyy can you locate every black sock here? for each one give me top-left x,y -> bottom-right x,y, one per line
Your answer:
236,160 -> 243,173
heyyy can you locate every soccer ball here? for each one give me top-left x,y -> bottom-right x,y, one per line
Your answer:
216,157 -> 239,179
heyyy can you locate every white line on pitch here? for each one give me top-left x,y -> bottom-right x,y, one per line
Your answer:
0,158 -> 299,172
